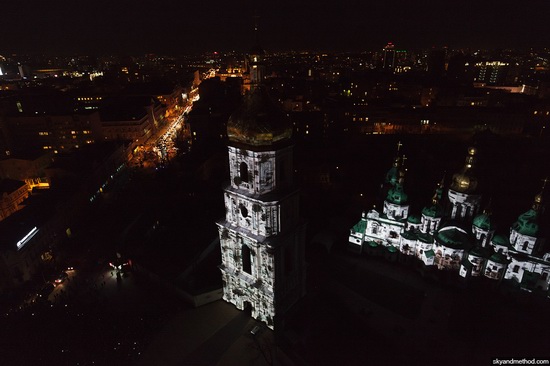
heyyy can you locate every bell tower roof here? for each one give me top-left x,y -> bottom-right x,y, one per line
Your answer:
227,86 -> 292,148
450,146 -> 478,193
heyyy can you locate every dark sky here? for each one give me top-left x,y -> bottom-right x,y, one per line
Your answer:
2,0 -> 549,55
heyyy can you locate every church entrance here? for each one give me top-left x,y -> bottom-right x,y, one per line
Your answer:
243,301 -> 253,316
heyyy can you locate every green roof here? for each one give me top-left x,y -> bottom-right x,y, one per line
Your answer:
512,209 -> 539,237
407,214 -> 421,224
352,219 -> 367,233
387,246 -> 398,253
491,234 -> 510,247
368,241 -> 379,248
385,165 -> 403,187
401,230 -> 418,240
473,213 -> 493,231
386,183 -> 408,205
436,226 -> 472,249
425,249 -> 435,258
422,204 -> 444,218
488,252 -> 509,265
417,232 -> 434,244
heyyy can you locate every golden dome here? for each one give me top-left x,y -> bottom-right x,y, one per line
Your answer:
227,86 -> 292,147
450,147 -> 478,193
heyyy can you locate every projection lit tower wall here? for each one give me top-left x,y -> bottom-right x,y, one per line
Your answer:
216,59 -> 306,330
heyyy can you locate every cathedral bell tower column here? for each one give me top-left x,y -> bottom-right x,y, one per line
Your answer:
217,83 -> 306,330
447,147 -> 482,221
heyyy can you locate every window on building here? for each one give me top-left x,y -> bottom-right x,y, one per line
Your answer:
242,245 -> 251,274
522,241 -> 529,251
240,162 -> 249,183
240,204 -> 248,218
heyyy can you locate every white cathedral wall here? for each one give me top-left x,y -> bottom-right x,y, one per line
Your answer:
399,237 -> 416,256
472,226 -> 494,248
348,231 -> 363,247
224,192 -> 279,237
228,145 -> 294,196
433,243 -> 464,271
383,201 -> 409,220
467,254 -> 485,276
447,190 -> 481,219
484,260 -> 507,280
365,214 -> 405,245
228,146 -> 277,194
509,230 -> 537,255
415,241 -> 434,261
504,256 -> 550,290
218,225 -> 277,328
420,215 -> 441,234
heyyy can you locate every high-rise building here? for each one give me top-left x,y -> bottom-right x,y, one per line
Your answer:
382,42 -> 396,72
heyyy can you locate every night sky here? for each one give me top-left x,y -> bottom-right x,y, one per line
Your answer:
2,0 -> 550,55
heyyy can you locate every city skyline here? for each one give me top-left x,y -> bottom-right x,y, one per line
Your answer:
2,0 -> 550,55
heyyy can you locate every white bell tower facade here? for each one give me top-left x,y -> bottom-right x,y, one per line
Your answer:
217,85 -> 306,330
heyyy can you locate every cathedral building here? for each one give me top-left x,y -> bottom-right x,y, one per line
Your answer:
216,43 -> 306,330
349,144 -> 550,294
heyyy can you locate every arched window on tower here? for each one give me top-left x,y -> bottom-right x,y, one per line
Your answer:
242,245 -> 251,274
240,162 -> 249,183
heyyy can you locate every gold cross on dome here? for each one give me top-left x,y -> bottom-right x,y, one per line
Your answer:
396,141 -> 403,153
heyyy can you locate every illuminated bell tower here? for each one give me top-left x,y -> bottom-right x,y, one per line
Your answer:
244,16 -> 266,93
448,147 -> 482,221
217,83 -> 306,330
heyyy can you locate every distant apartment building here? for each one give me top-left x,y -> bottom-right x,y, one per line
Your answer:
99,99 -> 160,147
382,43 -> 396,72
473,61 -> 520,86
0,178 -> 28,221
2,112 -> 102,154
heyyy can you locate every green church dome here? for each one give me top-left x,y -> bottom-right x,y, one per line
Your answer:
386,183 -> 408,205
512,209 -> 539,237
473,213 -> 494,231
407,214 -> 421,224
436,225 -> 472,249
385,164 -> 405,187
422,204 -> 444,218
491,234 -> 510,247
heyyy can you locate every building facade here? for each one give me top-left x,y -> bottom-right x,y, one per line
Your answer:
349,145 -> 550,294
216,47 -> 306,329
